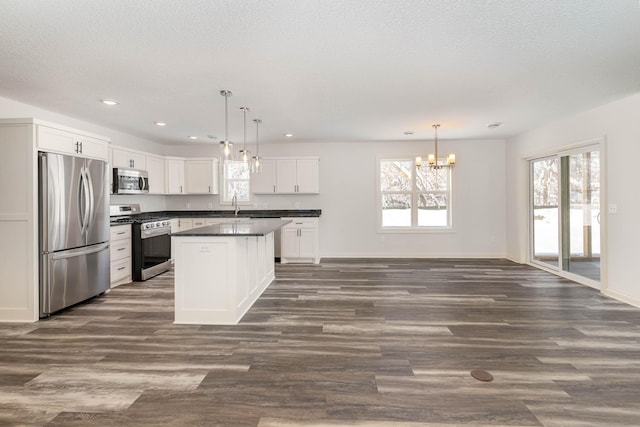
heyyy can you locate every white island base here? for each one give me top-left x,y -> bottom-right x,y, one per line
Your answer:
173,231 -> 275,325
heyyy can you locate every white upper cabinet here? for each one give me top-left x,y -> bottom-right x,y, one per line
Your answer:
145,154 -> 166,194
253,157 -> 319,194
166,158 -> 185,194
112,147 -> 146,170
184,159 -> 219,194
251,159 -> 277,194
36,125 -> 109,160
276,159 -> 298,193
294,159 -> 320,193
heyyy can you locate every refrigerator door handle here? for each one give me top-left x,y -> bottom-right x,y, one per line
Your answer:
51,242 -> 110,260
79,166 -> 91,236
85,167 -> 95,233
78,167 -> 85,235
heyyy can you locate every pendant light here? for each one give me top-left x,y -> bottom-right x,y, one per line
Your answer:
251,119 -> 262,173
416,124 -> 456,169
239,106 -> 250,163
219,90 -> 234,160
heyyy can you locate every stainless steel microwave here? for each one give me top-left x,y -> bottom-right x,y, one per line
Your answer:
112,168 -> 149,194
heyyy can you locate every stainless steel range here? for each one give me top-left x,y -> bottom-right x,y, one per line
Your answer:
110,204 -> 172,281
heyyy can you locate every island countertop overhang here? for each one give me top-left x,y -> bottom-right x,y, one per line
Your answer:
171,218 -> 291,237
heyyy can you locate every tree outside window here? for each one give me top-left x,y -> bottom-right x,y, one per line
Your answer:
222,160 -> 251,203
380,158 -> 452,229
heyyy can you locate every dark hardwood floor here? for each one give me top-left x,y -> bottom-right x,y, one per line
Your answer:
1,259 -> 640,426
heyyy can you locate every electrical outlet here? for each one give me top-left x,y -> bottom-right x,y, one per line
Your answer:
186,202 -> 191,209
608,204 -> 617,214
207,202 -> 213,209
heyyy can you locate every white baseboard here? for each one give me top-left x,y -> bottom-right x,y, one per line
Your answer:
602,288 -> 640,309
319,252 -> 508,259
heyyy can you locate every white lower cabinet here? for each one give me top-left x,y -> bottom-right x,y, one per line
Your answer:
174,232 -> 275,325
191,218 -> 207,229
175,218 -> 193,232
280,217 -> 319,264
110,224 -> 132,287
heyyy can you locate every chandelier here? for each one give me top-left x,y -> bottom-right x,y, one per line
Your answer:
415,124 -> 456,169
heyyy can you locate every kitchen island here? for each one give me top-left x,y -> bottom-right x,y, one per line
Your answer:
171,218 -> 291,325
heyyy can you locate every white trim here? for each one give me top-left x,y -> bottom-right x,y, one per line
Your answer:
525,136 -> 606,290
377,227 -> 456,234
320,252 -> 508,259
603,289 -> 640,309
523,136 -> 605,161
376,155 -> 454,232
220,160 -> 252,205
527,261 -> 600,290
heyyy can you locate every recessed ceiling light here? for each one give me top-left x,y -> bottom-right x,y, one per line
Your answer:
404,131 -> 414,135
487,122 -> 502,129
188,136 -> 198,140
100,99 -> 119,106
155,122 -> 167,127
284,133 -> 293,138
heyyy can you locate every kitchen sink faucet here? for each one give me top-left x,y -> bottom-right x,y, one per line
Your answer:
232,194 -> 239,216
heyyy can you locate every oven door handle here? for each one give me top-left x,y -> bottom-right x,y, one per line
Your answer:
141,227 -> 171,239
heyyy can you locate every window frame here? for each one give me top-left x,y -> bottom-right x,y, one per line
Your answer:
377,155 -> 454,233
220,160 -> 252,205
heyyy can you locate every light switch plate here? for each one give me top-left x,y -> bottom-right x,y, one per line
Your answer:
608,204 -> 617,214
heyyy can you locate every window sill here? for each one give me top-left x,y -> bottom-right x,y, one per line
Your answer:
378,227 -> 456,234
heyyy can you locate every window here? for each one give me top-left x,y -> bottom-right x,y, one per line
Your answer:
221,160 -> 251,204
379,158 -> 452,229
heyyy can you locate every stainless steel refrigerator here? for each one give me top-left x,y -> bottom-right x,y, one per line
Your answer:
39,152 -> 110,317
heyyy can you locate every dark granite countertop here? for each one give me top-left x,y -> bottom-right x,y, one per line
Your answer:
164,209 -> 321,219
171,219 -> 291,237
110,220 -> 134,226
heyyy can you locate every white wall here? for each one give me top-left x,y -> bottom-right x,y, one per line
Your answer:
506,91 -> 640,306
167,138 -> 507,258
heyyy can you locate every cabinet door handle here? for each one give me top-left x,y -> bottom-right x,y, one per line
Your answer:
116,231 -> 126,235
75,141 -> 80,153
180,185 -> 183,193
273,185 -> 276,193
209,185 -> 211,193
117,266 -> 126,271
117,247 -> 126,251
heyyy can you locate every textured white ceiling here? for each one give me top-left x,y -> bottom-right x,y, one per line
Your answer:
0,0 -> 639,145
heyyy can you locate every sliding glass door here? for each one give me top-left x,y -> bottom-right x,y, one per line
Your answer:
532,157 -> 559,268
563,151 -> 600,280
530,146 -> 601,284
